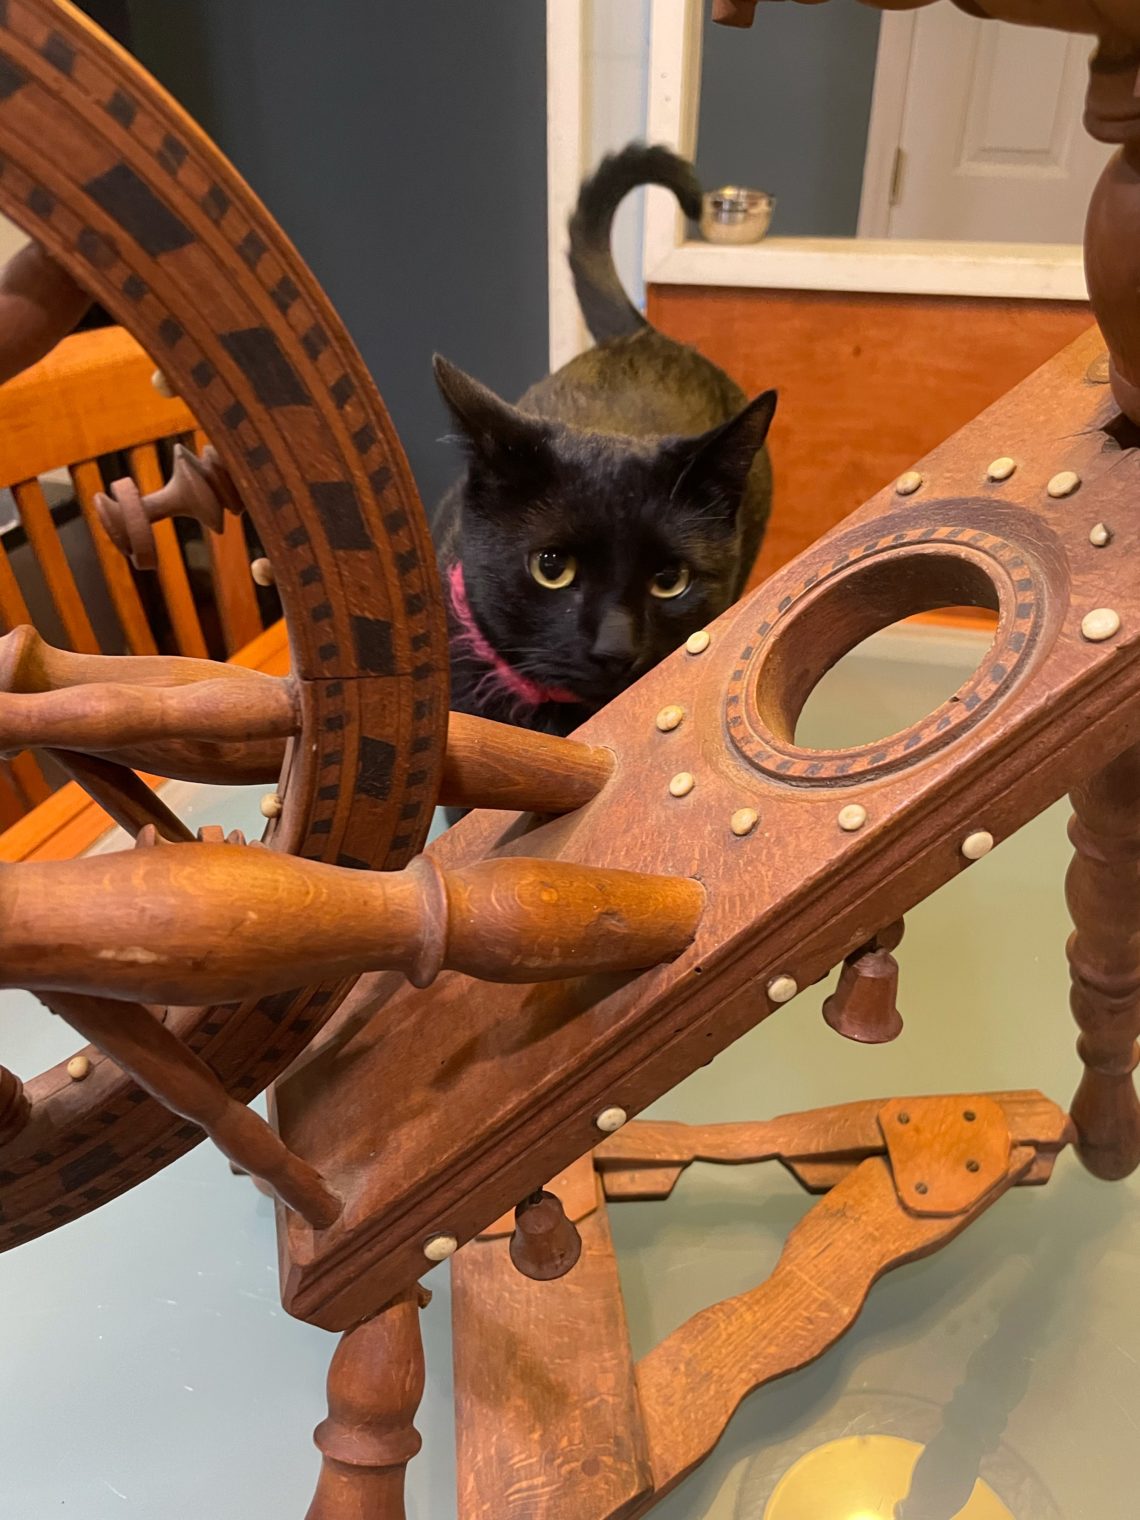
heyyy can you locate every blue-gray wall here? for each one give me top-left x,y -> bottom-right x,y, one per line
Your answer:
127,1 -> 548,511
696,4 -> 882,238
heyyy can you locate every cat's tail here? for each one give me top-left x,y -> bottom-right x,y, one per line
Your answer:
568,143 -> 701,345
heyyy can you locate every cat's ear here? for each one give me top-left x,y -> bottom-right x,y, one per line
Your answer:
433,355 -> 548,465
672,389 -> 777,511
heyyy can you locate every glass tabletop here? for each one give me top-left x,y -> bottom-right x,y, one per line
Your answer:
1,626 -> 1136,1520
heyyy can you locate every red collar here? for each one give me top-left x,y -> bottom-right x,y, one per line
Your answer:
446,562 -> 580,711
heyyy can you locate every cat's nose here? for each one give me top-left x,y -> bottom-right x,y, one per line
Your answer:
591,607 -> 637,671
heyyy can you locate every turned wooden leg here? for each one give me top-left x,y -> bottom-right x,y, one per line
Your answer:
306,1287 -> 428,1520
1066,744 -> 1140,1180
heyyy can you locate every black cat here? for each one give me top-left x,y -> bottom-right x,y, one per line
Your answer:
432,142 -> 777,745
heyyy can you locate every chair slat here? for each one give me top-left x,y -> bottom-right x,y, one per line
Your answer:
192,428 -> 261,653
12,478 -> 99,654
0,763 -> 30,831
70,459 -> 158,656
0,537 -> 31,631
126,443 -> 208,659
9,751 -> 52,806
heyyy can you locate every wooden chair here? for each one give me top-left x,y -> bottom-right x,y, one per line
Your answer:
0,323 -> 274,828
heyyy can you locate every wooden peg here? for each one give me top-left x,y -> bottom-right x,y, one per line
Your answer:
822,920 -> 905,1044
95,443 -> 243,569
508,1190 -> 583,1281
0,1063 -> 30,1145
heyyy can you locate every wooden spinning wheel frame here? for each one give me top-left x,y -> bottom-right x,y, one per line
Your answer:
2,1 -> 1140,1518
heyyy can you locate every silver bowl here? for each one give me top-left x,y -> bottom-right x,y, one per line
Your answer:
700,186 -> 775,245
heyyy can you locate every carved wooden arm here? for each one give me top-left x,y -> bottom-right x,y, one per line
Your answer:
0,845 -> 704,1003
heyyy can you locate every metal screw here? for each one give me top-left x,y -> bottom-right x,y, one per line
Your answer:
897,1112 -> 910,1125
966,1159 -> 980,1173
963,1109 -> 976,1122
915,1181 -> 928,1195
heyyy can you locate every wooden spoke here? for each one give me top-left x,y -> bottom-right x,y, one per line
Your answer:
42,990 -> 342,1229
0,846 -> 704,1004
0,624 -> 272,693
46,749 -> 193,844
0,240 -> 91,386
0,676 -> 298,757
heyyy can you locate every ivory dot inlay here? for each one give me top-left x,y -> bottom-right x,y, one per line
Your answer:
685,629 -> 711,656
250,557 -> 275,586
837,803 -> 867,832
1047,470 -> 1081,499
595,1106 -> 627,1134
423,1234 -> 458,1262
656,705 -> 685,733
730,807 -> 758,837
895,470 -> 923,497
669,771 -> 695,798
1089,523 -> 1112,548
1081,607 -> 1121,642
259,792 -> 284,819
987,456 -> 1016,482
767,975 -> 798,1004
961,830 -> 994,861
66,1055 -> 91,1081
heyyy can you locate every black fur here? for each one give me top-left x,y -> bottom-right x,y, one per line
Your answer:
432,142 -> 776,751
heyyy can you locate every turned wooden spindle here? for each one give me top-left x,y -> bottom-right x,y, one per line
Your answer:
441,711 -> 613,814
509,1189 -> 584,1281
308,1287 -> 429,1520
0,1063 -> 31,1145
42,989 -> 343,1228
95,443 -> 243,570
0,625 -> 271,695
0,240 -> 91,386
1083,43 -> 1140,427
1066,744 -> 1140,1180
0,845 -> 704,1004
0,627 -> 295,785
822,919 -> 905,1044
0,677 -> 298,759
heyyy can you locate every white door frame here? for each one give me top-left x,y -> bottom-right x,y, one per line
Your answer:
856,11 -> 918,240
545,0 -> 1089,310
545,0 -> 592,373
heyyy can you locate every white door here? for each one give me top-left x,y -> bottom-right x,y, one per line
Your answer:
864,7 -> 1114,244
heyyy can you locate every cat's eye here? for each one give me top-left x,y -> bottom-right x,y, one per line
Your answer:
529,549 -> 577,590
649,564 -> 691,600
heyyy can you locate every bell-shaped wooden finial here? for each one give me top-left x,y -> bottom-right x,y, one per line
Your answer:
509,1189 -> 583,1281
822,920 -> 905,1044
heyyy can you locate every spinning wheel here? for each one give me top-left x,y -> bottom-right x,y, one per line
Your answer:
3,2 -> 1140,1518
0,0 -> 452,1245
